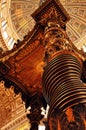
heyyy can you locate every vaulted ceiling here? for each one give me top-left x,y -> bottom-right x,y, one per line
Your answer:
0,0 -> 86,50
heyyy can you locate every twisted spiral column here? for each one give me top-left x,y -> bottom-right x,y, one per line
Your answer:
42,51 -> 86,119
41,17 -> 86,129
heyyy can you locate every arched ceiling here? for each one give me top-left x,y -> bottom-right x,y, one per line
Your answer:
0,0 -> 40,50
0,0 -> 86,51
63,0 -> 86,50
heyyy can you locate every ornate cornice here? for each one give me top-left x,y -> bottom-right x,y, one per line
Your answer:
32,0 -> 70,24
0,31 -> 8,51
0,25 -> 44,62
1,114 -> 28,130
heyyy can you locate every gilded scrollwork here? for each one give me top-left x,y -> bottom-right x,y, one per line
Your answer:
43,17 -> 86,63
44,20 -> 74,62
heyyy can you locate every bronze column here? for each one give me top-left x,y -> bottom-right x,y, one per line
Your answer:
42,19 -> 86,130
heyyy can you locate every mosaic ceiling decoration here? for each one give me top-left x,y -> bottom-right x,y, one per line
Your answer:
0,0 -> 86,50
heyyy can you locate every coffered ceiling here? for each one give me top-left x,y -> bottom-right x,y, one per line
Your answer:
0,0 -> 86,50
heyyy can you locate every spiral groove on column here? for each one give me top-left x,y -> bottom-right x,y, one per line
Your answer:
42,51 -> 86,118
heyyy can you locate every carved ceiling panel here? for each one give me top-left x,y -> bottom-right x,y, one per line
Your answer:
63,0 -> 86,49
10,0 -> 40,39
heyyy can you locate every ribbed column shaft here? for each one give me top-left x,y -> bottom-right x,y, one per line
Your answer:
42,52 -> 86,118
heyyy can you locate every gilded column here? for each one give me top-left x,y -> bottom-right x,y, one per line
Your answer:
31,0 -> 86,129
42,16 -> 86,130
